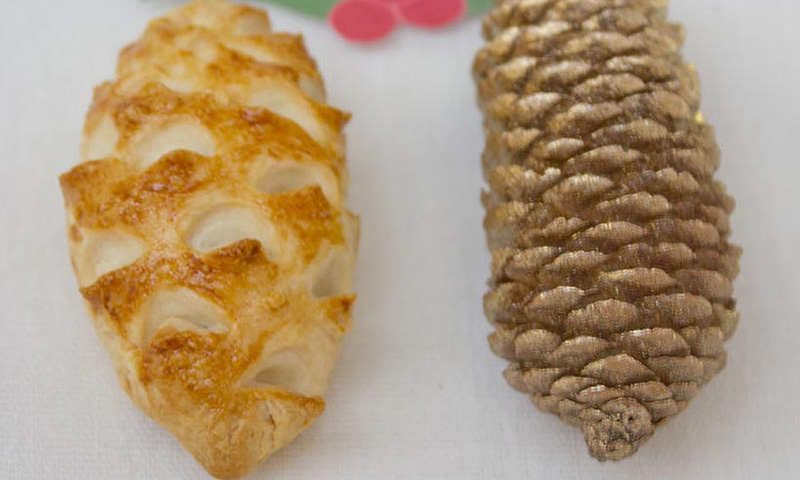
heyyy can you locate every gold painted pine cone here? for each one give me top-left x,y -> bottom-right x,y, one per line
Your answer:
474,0 -> 740,460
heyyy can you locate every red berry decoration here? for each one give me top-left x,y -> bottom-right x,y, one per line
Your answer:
330,0 -> 398,43
398,0 -> 466,28
330,0 -> 468,43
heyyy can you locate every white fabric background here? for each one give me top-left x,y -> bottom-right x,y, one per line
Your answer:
1,1 -> 799,479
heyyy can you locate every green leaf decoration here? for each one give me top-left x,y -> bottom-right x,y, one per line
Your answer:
256,0 -> 337,18
467,0 -> 493,15
254,0 -> 494,19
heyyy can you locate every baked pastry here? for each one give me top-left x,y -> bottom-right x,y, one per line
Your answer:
59,1 -> 357,478
474,0 -> 740,460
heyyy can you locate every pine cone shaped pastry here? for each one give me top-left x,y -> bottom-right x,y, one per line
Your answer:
59,1 -> 357,478
474,0 -> 740,461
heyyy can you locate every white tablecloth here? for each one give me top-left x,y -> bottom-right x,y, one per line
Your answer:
2,1 -> 799,478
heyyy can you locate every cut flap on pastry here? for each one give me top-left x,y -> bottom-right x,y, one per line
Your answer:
138,287 -> 230,344
128,119 -> 216,168
181,204 -> 281,259
242,323 -> 343,400
310,248 -> 353,299
82,113 -> 119,161
252,158 -> 340,205
71,229 -> 146,287
247,85 -> 328,144
248,349 -> 312,395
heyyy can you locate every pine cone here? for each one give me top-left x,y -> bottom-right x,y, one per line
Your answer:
473,0 -> 740,460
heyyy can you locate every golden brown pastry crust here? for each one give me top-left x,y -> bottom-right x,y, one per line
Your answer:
59,1 -> 356,478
